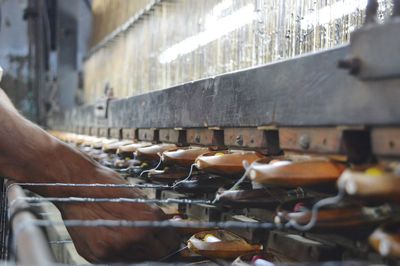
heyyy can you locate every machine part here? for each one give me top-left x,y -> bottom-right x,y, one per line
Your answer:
224,128 -> 280,154
340,18 -> 400,80
267,230 -> 341,262
94,98 -> 110,119
53,45 -> 400,131
159,129 -> 187,145
10,196 -> 213,206
13,219 -> 277,231
138,128 -> 159,143
7,182 -> 171,190
7,184 -> 54,266
121,128 -> 137,140
371,128 -> 400,156
279,128 -> 345,154
365,0 -> 378,24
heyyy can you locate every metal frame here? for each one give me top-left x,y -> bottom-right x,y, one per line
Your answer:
48,17 -> 400,159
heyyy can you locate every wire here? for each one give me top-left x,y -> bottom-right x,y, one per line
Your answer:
139,155 -> 163,177
172,163 -> 196,188
7,182 -> 170,190
285,189 -> 345,231
10,196 -> 212,207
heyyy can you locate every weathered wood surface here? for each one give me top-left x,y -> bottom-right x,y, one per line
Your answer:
54,46 -> 400,130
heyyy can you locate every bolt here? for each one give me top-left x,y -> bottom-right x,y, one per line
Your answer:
299,134 -> 311,150
338,58 -> 361,75
235,135 -> 243,146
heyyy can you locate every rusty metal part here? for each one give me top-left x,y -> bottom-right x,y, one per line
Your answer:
187,129 -> 225,147
371,128 -> 400,157
138,128 -> 159,143
159,129 -> 187,145
279,127 -> 345,154
224,128 -> 281,154
7,184 -> 54,266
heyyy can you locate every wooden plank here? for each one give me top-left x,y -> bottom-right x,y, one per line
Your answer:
138,128 -> 158,142
187,129 -> 214,146
121,128 -> 136,140
279,128 -> 344,154
83,127 -> 90,136
97,128 -> 109,138
159,129 -> 186,145
89,127 -> 98,136
55,46 -> 400,130
109,128 -> 121,139
371,128 -> 400,156
224,128 -> 265,148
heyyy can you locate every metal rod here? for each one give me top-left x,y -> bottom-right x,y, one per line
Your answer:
10,196 -> 212,206
7,185 -> 54,266
15,219 -> 277,231
8,182 -> 170,190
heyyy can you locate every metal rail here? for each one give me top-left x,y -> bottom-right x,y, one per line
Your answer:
54,44 -> 400,131
14,219 -> 277,231
9,182 -> 170,190
10,196 -> 212,206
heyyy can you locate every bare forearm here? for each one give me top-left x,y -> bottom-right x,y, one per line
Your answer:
0,88 -> 144,198
0,88 -> 179,262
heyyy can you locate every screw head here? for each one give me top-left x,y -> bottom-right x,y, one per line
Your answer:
299,134 -> 311,150
337,57 -> 361,75
235,135 -> 243,146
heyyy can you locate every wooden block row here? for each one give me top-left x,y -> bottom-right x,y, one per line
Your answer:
66,126 -> 400,157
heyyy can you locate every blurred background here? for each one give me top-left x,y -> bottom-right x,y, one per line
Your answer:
0,0 -> 393,125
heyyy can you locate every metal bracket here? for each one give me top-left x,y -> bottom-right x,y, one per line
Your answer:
339,18 -> 400,80
94,98 -> 111,119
